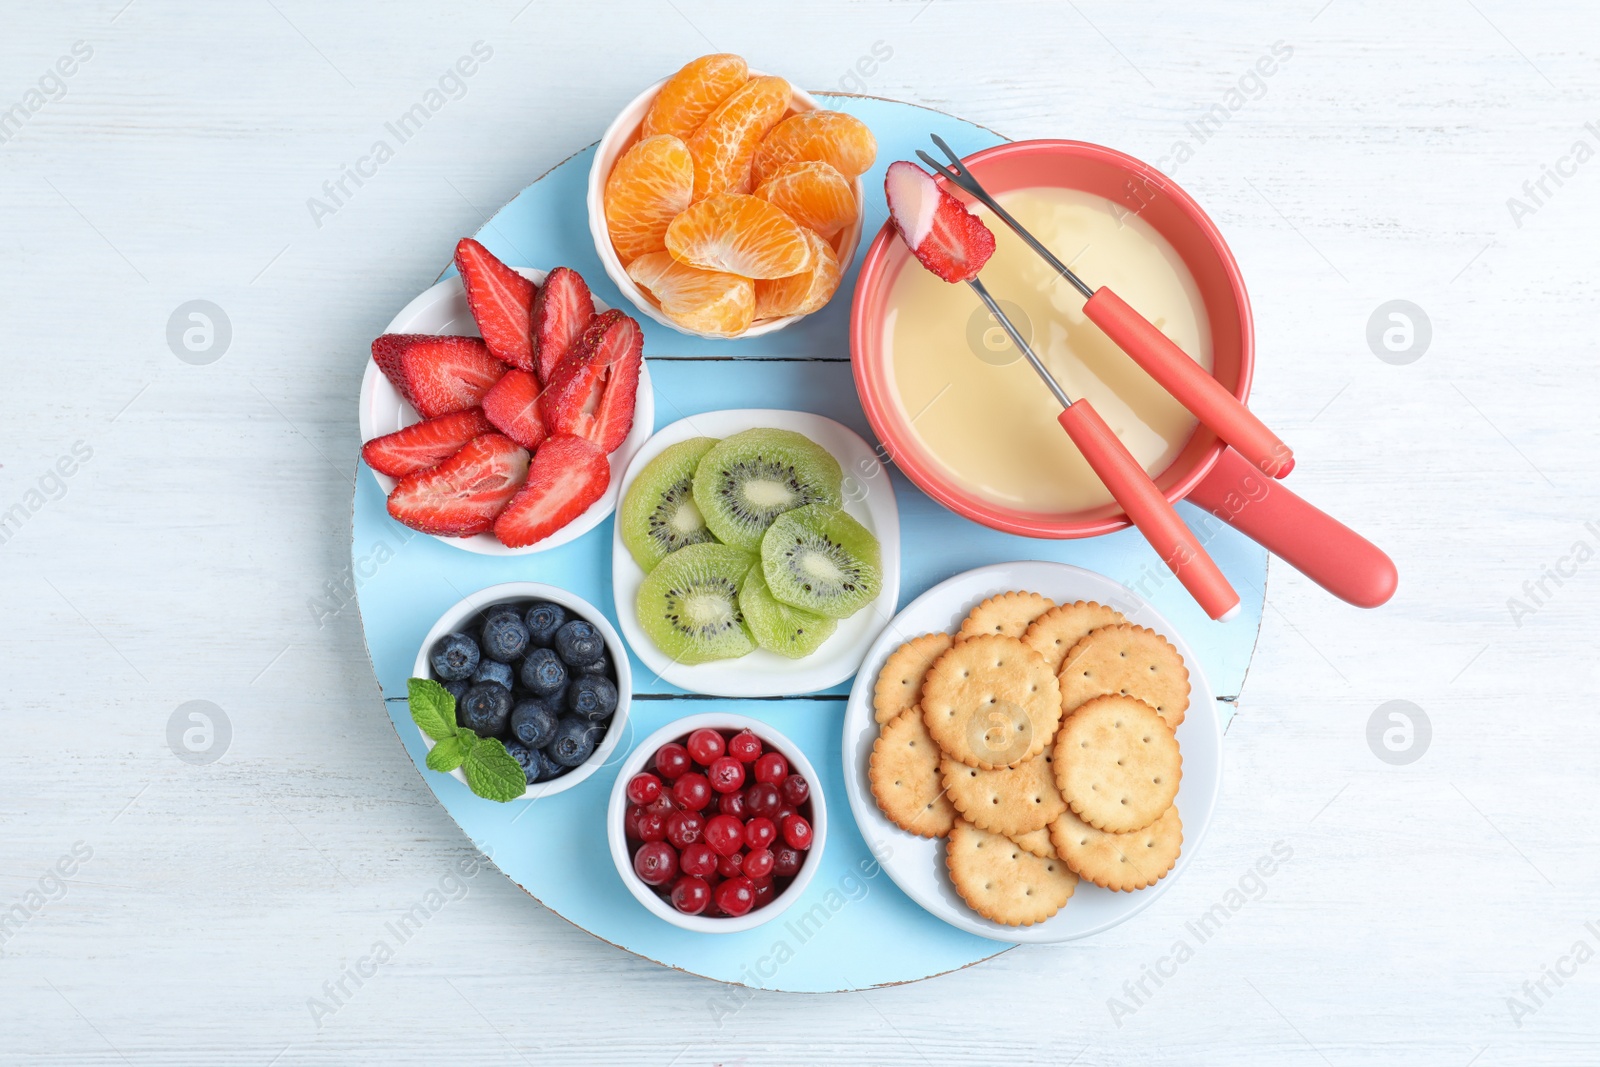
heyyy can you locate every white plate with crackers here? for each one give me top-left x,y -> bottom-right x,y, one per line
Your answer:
840,561 -> 1222,943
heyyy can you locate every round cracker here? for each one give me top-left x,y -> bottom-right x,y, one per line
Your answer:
945,818 -> 1078,926
1052,694 -> 1181,833
1049,805 -> 1183,891
869,707 -> 957,838
920,635 -> 1062,770
957,591 -> 1056,641
940,751 -> 1066,837
1022,600 -> 1128,673
1057,623 -> 1191,728
873,632 -> 955,725
1009,826 -> 1056,859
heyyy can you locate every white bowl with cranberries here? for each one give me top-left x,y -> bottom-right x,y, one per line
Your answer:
607,713 -> 826,932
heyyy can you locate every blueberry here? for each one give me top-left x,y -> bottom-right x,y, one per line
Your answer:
509,699 -> 559,748
553,619 -> 605,669
458,684 -> 512,736
471,659 -> 514,690
580,651 -> 611,677
534,747 -> 568,780
547,715 -> 602,767
505,741 -> 541,784
430,632 -> 480,681
481,613 -> 530,662
567,674 -> 618,721
519,647 -> 567,696
524,601 -> 567,647
484,601 -> 523,622
442,679 -> 470,705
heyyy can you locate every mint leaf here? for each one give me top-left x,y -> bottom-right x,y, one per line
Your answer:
408,677 -> 457,742
425,734 -> 469,772
463,736 -> 528,803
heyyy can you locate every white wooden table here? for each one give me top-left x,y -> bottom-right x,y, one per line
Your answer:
3,1 -> 1597,1062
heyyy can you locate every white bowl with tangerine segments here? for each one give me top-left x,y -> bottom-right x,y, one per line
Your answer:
607,712 -> 826,932
611,408 -> 899,698
357,267 -> 654,556
412,581 -> 632,800
586,71 -> 866,339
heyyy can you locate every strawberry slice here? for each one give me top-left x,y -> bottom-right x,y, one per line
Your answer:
530,266 -> 595,383
386,433 -> 529,537
455,238 -> 537,371
493,435 -> 610,548
479,368 -> 548,451
538,309 -> 643,454
371,334 -> 506,419
361,408 -> 494,478
884,160 -> 996,283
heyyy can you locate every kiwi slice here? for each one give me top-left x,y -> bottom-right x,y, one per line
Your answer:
637,543 -> 757,664
739,564 -> 838,659
761,504 -> 882,619
692,428 -> 843,551
620,437 -> 720,571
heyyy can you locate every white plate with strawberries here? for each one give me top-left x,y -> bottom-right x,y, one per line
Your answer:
358,242 -> 654,556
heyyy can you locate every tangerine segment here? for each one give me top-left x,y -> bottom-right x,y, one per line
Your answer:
605,134 -> 695,262
754,229 -> 841,319
641,53 -> 749,140
665,193 -> 814,279
754,160 -> 857,239
751,110 -> 878,187
627,251 -> 755,337
685,75 -> 791,200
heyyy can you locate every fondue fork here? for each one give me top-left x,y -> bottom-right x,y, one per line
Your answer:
918,135 -> 1294,480
965,277 -> 1240,621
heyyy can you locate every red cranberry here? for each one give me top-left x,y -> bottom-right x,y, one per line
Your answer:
665,810 -> 704,850
704,814 -> 744,856
742,847 -> 775,879
633,841 -> 678,886
625,772 -> 662,806
654,743 -> 691,779
670,875 -> 711,915
636,808 -> 667,843
645,792 -> 676,815
754,751 -> 789,785
671,772 -> 712,812
686,728 -> 725,765
714,876 -> 756,917
773,845 -> 803,877
781,773 -> 810,807
707,756 -> 745,794
745,782 -> 781,818
717,850 -> 745,879
727,730 -> 762,763
752,876 -> 776,907
782,814 -> 813,850
680,842 -> 718,878
624,804 -> 645,840
774,807 -> 796,825
744,816 -> 778,851
718,790 -> 748,819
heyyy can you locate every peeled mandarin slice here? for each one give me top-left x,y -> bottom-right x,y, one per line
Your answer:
754,228 -> 841,319
751,110 -> 877,187
605,134 -> 695,263
627,251 -> 755,337
665,193 -> 813,279
685,75 -> 791,200
754,160 -> 857,239
641,53 -> 749,140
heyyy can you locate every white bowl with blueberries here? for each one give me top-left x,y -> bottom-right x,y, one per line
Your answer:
411,582 -> 631,800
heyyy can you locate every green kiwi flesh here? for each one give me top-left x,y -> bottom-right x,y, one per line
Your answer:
760,504 -> 882,619
692,428 -> 842,551
620,436 -> 719,571
738,564 -> 838,658
636,543 -> 756,664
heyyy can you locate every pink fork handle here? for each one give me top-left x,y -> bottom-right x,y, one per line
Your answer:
1187,448 -> 1398,608
1084,287 -> 1294,479
1058,403 -> 1241,622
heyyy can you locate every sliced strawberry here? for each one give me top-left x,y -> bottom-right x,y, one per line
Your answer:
884,160 -> 996,283
530,266 -> 595,383
372,334 -> 506,418
492,435 -> 610,548
538,310 -> 643,454
386,433 -> 529,537
480,368 -> 548,451
455,238 -> 537,371
361,408 -> 494,478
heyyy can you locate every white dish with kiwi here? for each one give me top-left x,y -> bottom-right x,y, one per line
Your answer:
611,409 -> 900,698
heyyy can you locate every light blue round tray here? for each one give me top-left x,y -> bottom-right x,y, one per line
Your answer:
353,95 -> 1267,991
